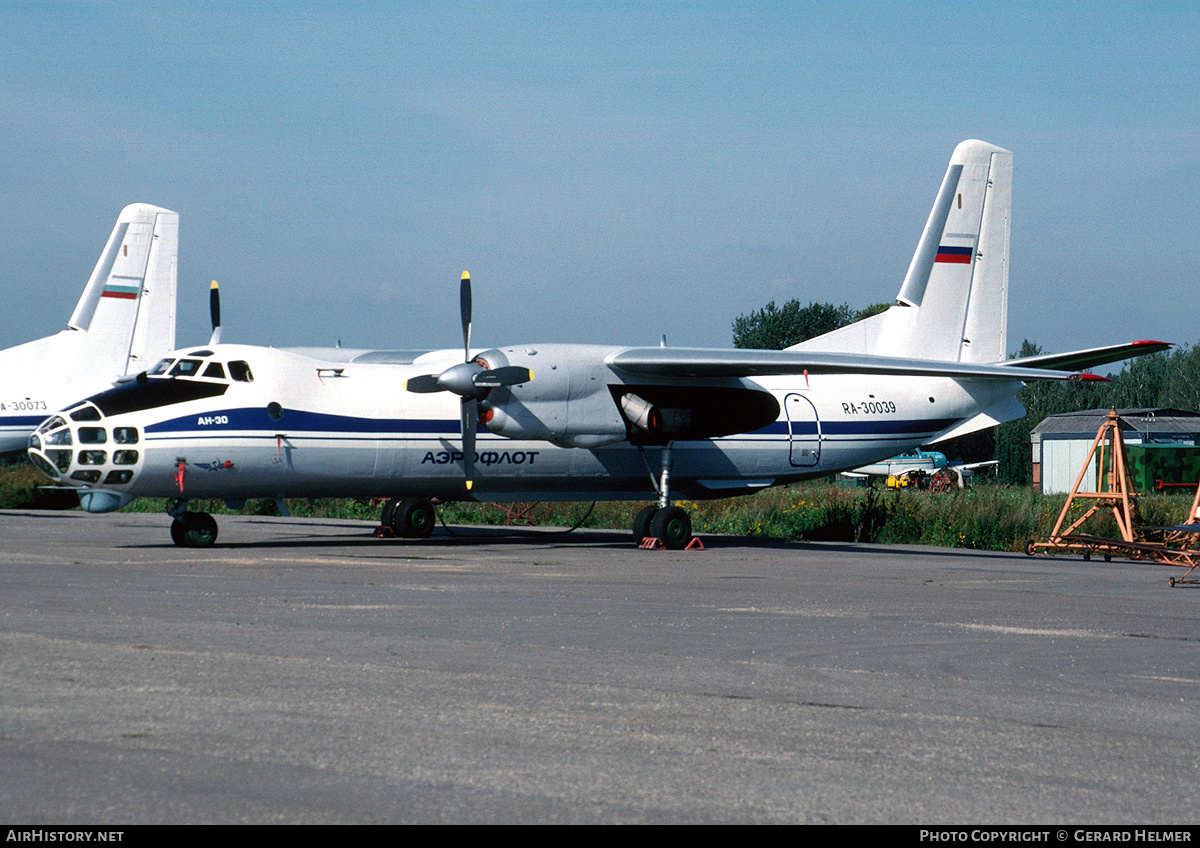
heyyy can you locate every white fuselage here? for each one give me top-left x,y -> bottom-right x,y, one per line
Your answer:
28,343 -> 1020,510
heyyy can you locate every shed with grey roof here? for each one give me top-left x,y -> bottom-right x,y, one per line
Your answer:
1031,408 -> 1200,494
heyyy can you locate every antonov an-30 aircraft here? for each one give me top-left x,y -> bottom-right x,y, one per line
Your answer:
0,203 -> 178,454
28,141 -> 1167,548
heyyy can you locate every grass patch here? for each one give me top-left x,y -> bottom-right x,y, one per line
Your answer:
1,458 -> 1194,552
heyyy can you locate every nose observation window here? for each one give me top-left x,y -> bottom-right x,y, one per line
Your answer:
70,470 -> 102,483
78,427 -> 107,444
43,429 -> 73,446
29,453 -> 58,479
37,416 -> 67,435
78,450 -> 107,466
114,428 -> 139,444
46,450 -> 71,474
104,470 -> 133,485
113,450 -> 138,465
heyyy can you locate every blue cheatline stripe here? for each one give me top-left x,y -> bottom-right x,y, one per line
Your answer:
144,407 -> 461,435
752,417 -> 960,438
0,415 -> 48,428
141,406 -> 962,448
825,417 -> 959,435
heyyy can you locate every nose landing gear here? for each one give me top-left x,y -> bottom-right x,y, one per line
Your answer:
380,497 -> 437,538
167,500 -> 218,548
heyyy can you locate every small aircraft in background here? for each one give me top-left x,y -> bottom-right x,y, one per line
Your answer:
843,449 -> 998,489
28,141 -> 1168,548
0,203 -> 178,454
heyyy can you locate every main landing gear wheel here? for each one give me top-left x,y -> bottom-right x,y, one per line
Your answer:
651,506 -> 692,550
389,497 -> 436,538
632,505 -> 658,544
632,505 -> 693,550
171,511 -> 218,548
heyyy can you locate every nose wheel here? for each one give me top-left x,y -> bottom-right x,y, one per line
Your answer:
168,501 -> 218,547
382,497 -> 437,538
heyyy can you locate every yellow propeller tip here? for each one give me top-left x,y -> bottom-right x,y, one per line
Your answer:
461,270 -> 470,280
210,280 -> 219,289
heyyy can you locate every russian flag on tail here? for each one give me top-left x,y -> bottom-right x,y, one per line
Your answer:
934,245 -> 973,264
101,283 -> 140,299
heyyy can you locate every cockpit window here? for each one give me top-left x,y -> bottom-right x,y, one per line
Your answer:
149,359 -> 173,376
202,362 -> 226,379
169,359 -> 203,378
229,361 -> 253,382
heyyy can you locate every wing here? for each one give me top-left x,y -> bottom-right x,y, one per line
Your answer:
950,460 -> 1000,471
605,347 -> 1106,382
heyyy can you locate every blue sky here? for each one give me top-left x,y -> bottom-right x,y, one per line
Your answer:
1,1 -> 1196,358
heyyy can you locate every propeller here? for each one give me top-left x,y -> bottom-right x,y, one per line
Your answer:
403,271 -> 533,489
208,280 -> 222,345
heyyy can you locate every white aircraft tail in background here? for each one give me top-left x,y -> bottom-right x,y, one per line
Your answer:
0,203 -> 178,453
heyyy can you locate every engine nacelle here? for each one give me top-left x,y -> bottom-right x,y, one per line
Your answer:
477,345 -> 628,449
474,344 -> 781,449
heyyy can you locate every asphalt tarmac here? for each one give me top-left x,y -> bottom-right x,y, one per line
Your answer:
1,508 -> 1197,824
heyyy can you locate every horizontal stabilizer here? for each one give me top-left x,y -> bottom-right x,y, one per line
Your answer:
923,395 -> 1027,444
607,347 -> 1094,383
1002,340 -> 1171,372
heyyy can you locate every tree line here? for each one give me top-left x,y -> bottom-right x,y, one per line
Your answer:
732,299 -> 1198,485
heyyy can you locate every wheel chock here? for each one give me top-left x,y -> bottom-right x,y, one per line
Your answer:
372,525 -> 396,538
637,536 -> 705,550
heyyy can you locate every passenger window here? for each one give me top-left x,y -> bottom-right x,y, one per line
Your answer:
203,362 -> 227,379
229,361 -> 253,382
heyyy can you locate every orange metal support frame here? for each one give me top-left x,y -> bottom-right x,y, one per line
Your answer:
1026,410 -> 1200,586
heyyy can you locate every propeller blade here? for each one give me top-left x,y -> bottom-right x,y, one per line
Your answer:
472,366 -> 533,389
208,280 -> 223,345
404,374 -> 445,393
460,271 -> 472,362
462,398 -> 477,490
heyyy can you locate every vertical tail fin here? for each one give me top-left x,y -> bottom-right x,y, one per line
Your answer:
68,203 -> 178,375
791,140 -> 1012,363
